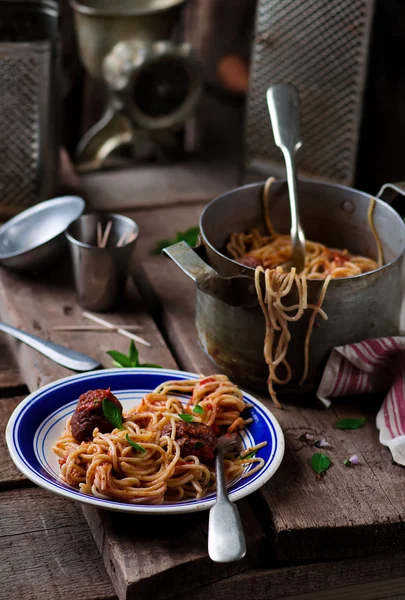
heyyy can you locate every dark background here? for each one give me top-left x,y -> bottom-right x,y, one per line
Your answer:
59,0 -> 405,194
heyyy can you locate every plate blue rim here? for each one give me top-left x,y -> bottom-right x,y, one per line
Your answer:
6,368 -> 285,514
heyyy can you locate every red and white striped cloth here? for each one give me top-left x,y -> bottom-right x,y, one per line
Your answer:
317,337 -> 405,465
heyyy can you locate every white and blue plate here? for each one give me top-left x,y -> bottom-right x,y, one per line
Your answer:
6,368 -> 285,514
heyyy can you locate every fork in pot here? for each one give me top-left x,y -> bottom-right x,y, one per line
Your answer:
208,433 -> 247,563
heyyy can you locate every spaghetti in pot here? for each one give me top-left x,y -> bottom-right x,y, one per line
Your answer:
226,177 -> 384,406
53,375 -> 266,505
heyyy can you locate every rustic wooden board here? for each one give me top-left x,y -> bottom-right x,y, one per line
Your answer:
0,396 -> 27,487
0,338 -> 26,396
130,202 -> 405,563
83,499 -> 264,600
0,263 -> 176,390
174,555 -> 405,600
0,259 -> 265,600
0,487 -> 117,600
77,155 -> 238,213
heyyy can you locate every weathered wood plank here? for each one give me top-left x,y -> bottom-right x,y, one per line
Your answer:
0,257 -> 265,600
0,263 -> 176,390
0,487 -> 117,600
0,396 -> 27,487
130,202 -> 405,562
260,399 -> 405,562
0,337 -> 26,395
77,155 -> 238,213
174,556 -> 405,600
83,499 -> 264,600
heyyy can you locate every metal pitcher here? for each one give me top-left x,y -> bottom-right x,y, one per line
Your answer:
164,179 -> 405,395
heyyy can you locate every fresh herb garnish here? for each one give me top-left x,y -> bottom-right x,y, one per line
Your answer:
335,417 -> 367,430
311,453 -> 331,475
107,351 -> 132,368
107,340 -> 162,369
193,404 -> 204,415
194,442 -> 204,450
179,413 -> 193,423
102,398 -> 124,430
151,226 -> 200,255
125,433 -> 146,453
239,450 -> 257,460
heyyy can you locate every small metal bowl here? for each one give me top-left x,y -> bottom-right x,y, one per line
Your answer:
0,196 -> 85,271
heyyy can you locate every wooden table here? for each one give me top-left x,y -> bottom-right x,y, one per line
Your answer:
2,163 -> 405,600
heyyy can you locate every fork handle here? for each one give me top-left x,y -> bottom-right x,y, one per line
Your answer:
208,445 -> 247,563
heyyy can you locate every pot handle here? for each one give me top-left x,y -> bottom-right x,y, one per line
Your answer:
162,241 -> 257,307
377,181 -> 405,205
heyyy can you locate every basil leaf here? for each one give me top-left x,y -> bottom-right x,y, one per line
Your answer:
311,453 -> 331,475
179,413 -> 193,422
176,226 -> 200,247
151,226 -> 200,255
335,417 -> 367,430
112,360 -> 124,369
128,340 -> 139,367
193,404 -> 204,415
239,450 -> 257,460
102,398 -> 124,430
194,442 -> 204,450
107,341 -> 162,369
106,350 -> 132,368
126,433 -> 146,453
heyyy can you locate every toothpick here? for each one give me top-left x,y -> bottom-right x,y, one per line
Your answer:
97,222 -> 102,247
82,311 -> 151,347
52,325 -> 143,332
100,220 -> 112,248
117,230 -> 128,247
126,232 -> 137,244
117,230 -> 137,247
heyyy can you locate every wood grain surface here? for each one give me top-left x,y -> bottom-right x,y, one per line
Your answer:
0,338 -> 26,395
0,256 -> 265,600
77,155 -> 238,213
0,488 -> 117,600
0,263 -> 176,390
83,499 -> 264,600
0,396 -> 27,487
2,172 -> 405,600
173,556 -> 405,600
129,202 -> 405,563
0,343 -> 118,600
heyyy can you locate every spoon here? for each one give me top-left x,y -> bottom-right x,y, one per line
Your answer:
0,322 -> 100,372
267,83 -> 306,273
208,433 -> 246,563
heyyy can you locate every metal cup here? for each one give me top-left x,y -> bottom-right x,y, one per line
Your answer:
65,213 -> 139,311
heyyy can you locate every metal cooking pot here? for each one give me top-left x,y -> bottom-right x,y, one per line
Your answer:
164,179 -> 405,395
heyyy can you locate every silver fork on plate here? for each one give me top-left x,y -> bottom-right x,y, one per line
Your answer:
208,433 -> 247,563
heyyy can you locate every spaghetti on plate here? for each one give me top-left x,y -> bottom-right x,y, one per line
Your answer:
53,375 -> 266,504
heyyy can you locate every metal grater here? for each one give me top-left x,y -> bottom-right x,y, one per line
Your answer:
244,0 -> 375,185
0,0 -> 59,216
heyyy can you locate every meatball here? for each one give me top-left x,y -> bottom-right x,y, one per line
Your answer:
70,388 -> 123,443
237,254 -> 261,268
161,421 -> 217,463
